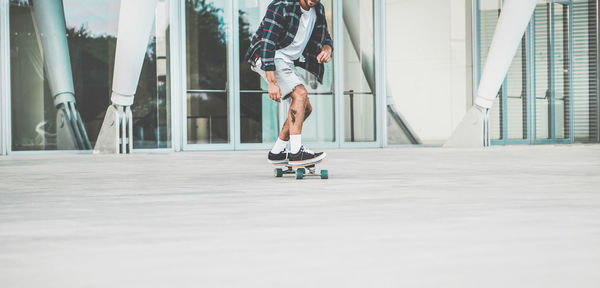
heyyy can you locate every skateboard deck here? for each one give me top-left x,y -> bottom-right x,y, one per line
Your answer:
273,160 -> 328,179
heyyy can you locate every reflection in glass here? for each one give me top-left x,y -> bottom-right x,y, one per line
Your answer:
239,0 -> 268,143
534,3 -> 572,140
505,34 -> 528,140
239,0 -> 264,92
240,93 -> 278,143
9,0 -> 171,150
186,0 -> 230,145
187,92 -> 228,144
186,0 -> 228,91
344,0 -> 375,142
303,94 -> 335,142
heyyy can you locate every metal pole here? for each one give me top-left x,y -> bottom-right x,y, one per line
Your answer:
232,0 -> 240,149
349,90 -> 355,142
0,0 -> 9,155
334,0 -> 343,147
376,0 -> 386,147
176,0 -> 187,151
521,36 -> 528,139
468,0 -> 476,109
548,4 -> 554,139
528,18 -> 535,143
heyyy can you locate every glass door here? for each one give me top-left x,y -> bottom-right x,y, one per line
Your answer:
342,0 -> 378,145
184,0 -> 232,149
533,1 -> 573,143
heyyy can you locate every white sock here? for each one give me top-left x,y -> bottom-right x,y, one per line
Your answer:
270,138 -> 288,154
290,134 -> 302,154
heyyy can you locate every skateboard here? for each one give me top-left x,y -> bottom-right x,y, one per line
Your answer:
273,160 -> 328,180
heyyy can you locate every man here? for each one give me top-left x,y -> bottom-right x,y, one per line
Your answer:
245,0 -> 333,166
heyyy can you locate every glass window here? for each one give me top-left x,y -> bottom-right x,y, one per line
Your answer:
534,3 -> 551,140
344,0 -> 375,142
533,3 -> 572,141
505,33 -> 528,140
186,0 -> 229,144
553,3 -> 571,140
187,92 -> 228,143
478,0 -> 594,144
9,0 -> 171,151
239,0 -> 277,144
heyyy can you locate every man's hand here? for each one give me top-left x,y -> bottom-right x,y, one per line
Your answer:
268,82 -> 282,102
265,71 -> 282,102
317,44 -> 332,63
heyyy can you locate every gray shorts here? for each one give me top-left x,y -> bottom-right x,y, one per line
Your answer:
251,58 -> 307,101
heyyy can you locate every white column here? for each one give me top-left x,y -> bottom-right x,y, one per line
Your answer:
474,0 -> 537,109
446,0 -> 536,147
110,0 -> 158,106
31,0 -> 75,106
32,0 -> 92,150
94,0 -> 158,154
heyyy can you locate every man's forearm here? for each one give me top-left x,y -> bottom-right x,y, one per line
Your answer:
265,70 -> 277,85
265,70 -> 281,102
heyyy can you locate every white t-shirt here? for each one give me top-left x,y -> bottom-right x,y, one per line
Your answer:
275,7 -> 317,64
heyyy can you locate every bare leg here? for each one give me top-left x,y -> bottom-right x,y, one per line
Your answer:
279,119 -> 290,141
289,85 -> 308,135
278,86 -> 312,141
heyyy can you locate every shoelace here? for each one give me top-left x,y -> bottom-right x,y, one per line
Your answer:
301,146 -> 315,155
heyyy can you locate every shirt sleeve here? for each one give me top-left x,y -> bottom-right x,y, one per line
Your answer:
256,1 -> 285,71
323,28 -> 333,50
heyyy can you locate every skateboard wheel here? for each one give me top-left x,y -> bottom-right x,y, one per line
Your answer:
296,169 -> 304,179
275,168 -> 283,177
297,168 -> 306,174
320,170 -> 328,179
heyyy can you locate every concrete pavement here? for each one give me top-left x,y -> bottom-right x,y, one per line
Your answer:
1,145 -> 599,287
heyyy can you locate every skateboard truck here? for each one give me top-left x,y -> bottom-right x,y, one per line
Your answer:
274,164 -> 328,180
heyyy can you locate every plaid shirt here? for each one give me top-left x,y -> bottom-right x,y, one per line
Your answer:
244,0 -> 333,83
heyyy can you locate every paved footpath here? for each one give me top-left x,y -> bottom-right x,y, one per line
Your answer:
1,146 -> 600,287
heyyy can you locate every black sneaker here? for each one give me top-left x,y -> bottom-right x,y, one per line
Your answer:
288,146 -> 326,166
268,149 -> 289,164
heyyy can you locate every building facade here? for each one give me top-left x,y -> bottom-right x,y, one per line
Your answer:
0,0 -> 598,155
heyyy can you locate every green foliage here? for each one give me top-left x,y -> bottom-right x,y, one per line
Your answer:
186,0 -> 228,89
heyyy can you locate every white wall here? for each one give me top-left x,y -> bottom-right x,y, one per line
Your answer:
386,0 -> 471,144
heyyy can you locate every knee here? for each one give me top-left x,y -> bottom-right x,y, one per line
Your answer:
292,85 -> 308,104
305,102 -> 312,116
